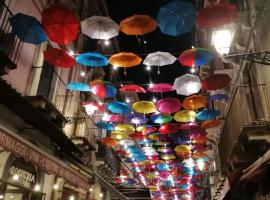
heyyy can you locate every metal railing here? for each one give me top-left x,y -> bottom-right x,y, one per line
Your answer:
0,0 -> 23,64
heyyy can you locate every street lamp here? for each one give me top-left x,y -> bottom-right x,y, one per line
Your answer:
212,29 -> 234,55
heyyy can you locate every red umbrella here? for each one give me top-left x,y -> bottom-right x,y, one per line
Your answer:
197,3 -> 237,29
129,133 -> 146,140
201,74 -> 231,90
147,83 -> 175,93
159,123 -> 178,134
44,48 -> 76,68
42,5 -> 79,45
141,127 -> 157,135
119,84 -> 146,93
156,97 -> 181,114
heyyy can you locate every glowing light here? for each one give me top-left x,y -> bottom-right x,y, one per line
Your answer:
152,97 -> 157,103
197,160 -> 205,171
144,40 -> 147,44
186,82 -> 200,94
80,71 -> 86,77
89,187 -> 93,192
149,83 -> 153,88
69,196 -> 75,200
0,195 -> 4,199
146,65 -> 151,71
190,67 -> 196,74
125,98 -> 130,103
113,65 -> 118,70
12,174 -> 19,181
100,193 -> 103,197
212,29 -> 234,55
68,50 -> 74,56
34,184 -> 41,191
191,45 -> 194,48
104,40 -> 110,46
53,184 -> 59,190
98,101 -> 103,106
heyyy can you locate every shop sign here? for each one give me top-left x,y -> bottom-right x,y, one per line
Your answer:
0,128 -> 90,189
9,165 -> 36,187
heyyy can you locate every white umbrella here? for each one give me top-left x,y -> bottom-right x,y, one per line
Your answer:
81,16 -> 119,40
143,51 -> 177,74
173,74 -> 201,96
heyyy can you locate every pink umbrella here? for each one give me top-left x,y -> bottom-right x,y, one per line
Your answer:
147,83 -> 175,93
102,114 -> 124,122
156,97 -> 181,114
178,122 -> 202,131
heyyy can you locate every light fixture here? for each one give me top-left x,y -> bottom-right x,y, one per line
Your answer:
125,98 -> 130,103
149,82 -> 153,88
104,40 -> 110,46
89,187 -> 93,192
146,65 -> 151,71
212,29 -> 234,55
113,65 -> 118,70
144,40 -> 147,44
190,67 -> 196,74
191,45 -> 194,48
80,71 -> 86,77
12,174 -> 19,181
98,101 -> 103,106
152,97 -> 157,103
68,50 -> 74,56
100,193 -> 103,197
197,160 -> 205,171
34,184 -> 41,191
69,195 -> 75,200
9,195 -> 14,199
53,184 -> 59,190
0,195 -> 3,199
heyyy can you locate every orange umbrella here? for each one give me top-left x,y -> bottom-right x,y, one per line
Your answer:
201,119 -> 221,129
101,137 -> 118,147
182,95 -> 207,110
120,15 -> 157,35
109,52 -> 142,69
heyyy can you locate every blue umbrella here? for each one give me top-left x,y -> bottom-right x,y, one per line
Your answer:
107,101 -> 131,114
197,109 -> 220,121
208,94 -> 230,102
95,122 -> 114,131
9,13 -> 47,44
67,82 -> 90,92
157,0 -> 196,36
76,52 -> 108,67
157,163 -> 170,171
126,113 -> 148,124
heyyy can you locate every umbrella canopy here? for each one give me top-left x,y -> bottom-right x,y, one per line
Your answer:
174,110 -> 196,123
201,74 -> 231,90
120,85 -> 146,93
147,83 -> 175,93
129,133 -> 146,140
42,5 -> 79,45
182,95 -> 207,110
66,82 -> 90,92
76,52 -> 108,67
111,131 -> 129,140
107,101 -> 132,114
197,3 -> 237,29
159,123 -> 178,134
179,122 -> 201,131
120,15 -> 157,35
197,109 -> 220,121
115,124 -> 135,134
89,82 -> 117,98
82,101 -> 105,114
208,93 -> 230,102
173,74 -> 201,96
44,48 -> 75,68
9,13 -> 47,45
109,52 -> 142,68
179,48 -> 215,67
81,15 -> 119,40
137,126 -> 157,135
119,139 -> 136,146
174,145 -> 191,154
157,0 -> 196,36
126,113 -> 148,125
156,97 -> 181,114
201,119 -> 221,129
132,101 -> 157,114
161,154 -> 176,160
150,113 -> 173,124
95,122 -> 115,131
101,137 -> 118,147
102,114 -> 124,123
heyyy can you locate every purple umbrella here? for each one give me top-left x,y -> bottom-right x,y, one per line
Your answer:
208,93 -> 230,102
126,113 -> 148,125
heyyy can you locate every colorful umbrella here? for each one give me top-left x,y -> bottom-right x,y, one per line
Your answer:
42,5 -> 79,45
208,93 -> 230,102
101,137 -> 118,147
174,110 -> 196,123
82,101 -> 105,114
201,119 -> 221,129
9,13 -> 47,45
179,48 -> 215,67
102,114 -> 124,122
147,133 -> 161,141
126,113 -> 148,124
174,145 -> 191,154
157,147 -> 174,154
150,113 -> 173,124
197,3 -> 237,29
201,74 -> 231,90
141,126 -> 157,135
115,124 -> 135,134
143,51 -> 177,74
81,16 -> 119,40
44,48 -> 75,68
179,122 -> 201,131
129,133 -> 146,140
132,101 -> 157,114
89,81 -> 117,98
111,131 -> 129,140
182,95 -> 207,110
173,74 -> 201,96
156,97 -> 181,114
67,82 -> 90,92
147,83 -> 175,93
157,0 -> 195,36
197,109 -> 220,121
120,15 -> 157,35
95,122 -> 114,131
120,85 -> 146,93
161,154 -> 176,160
109,52 -> 142,68
159,123 -> 178,134
107,101 -> 131,114
119,139 -> 136,146
76,52 -> 108,67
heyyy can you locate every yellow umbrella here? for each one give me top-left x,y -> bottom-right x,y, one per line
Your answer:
161,154 -> 176,160
115,124 -> 135,134
132,101 -> 157,114
174,110 -> 196,122
111,131 -> 129,140
174,145 -> 191,154
146,172 -> 157,179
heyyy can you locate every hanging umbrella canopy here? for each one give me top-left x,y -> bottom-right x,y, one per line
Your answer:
102,114 -> 124,122
179,122 -> 201,131
81,15 -> 119,40
76,52 -> 108,67
174,145 -> 191,154
129,133 -> 146,140
208,93 -> 230,102
174,110 -> 196,123
159,123 -> 178,134
150,113 -> 173,124
197,3 -> 237,29
120,15 -> 157,35
147,83 -> 175,93
201,119 -> 221,129
157,147 -> 174,154
111,131 -> 129,140
201,74 -> 231,90
179,48 -> 215,67
107,101 -> 132,114
156,97 -> 181,114
89,80 -> 117,98
126,113 -> 148,125
101,137 -> 118,147
161,154 -> 176,160
115,124 -> 135,134
67,82 -> 90,92
95,122 -> 115,131
42,5 -> 79,45
173,74 -> 201,96
132,101 -> 157,114
182,95 -> 207,110
109,52 -> 142,68
197,109 -> 220,121
44,48 -> 75,68
157,0 -> 195,36
120,85 -> 146,93
147,133 -> 161,141
119,139 -> 136,146
82,101 -> 105,114
9,13 -> 47,45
